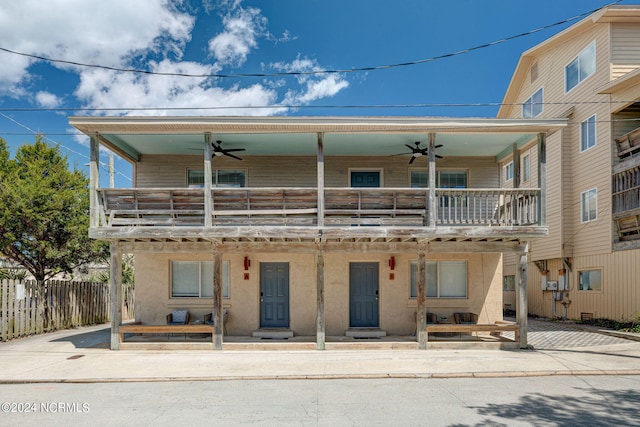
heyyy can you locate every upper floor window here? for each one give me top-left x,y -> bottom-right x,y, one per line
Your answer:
522,88 -> 543,118
410,169 -> 428,188
410,260 -> 467,298
565,41 -> 596,93
171,260 -> 230,298
522,155 -> 530,183
438,170 -> 467,188
504,162 -> 514,182
580,115 -> 597,152
188,169 -> 246,188
438,170 -> 468,207
580,188 -> 597,223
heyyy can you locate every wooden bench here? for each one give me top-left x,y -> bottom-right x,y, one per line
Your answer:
118,324 -> 216,343
425,323 -> 520,342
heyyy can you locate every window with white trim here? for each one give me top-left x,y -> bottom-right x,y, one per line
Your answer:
580,188 -> 597,222
410,169 -> 428,188
522,155 -> 530,183
504,162 -> 513,182
410,260 -> 467,298
438,170 -> 468,207
187,169 -> 246,188
565,41 -> 596,92
580,115 -> 596,152
523,88 -> 543,118
578,269 -> 602,291
171,260 -> 230,298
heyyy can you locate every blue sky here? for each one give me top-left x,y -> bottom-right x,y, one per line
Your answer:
0,0 -> 629,187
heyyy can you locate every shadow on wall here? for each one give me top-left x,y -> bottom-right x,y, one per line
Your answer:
453,388 -> 640,427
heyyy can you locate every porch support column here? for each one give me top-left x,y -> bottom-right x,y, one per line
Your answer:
316,250 -> 325,350
204,132 -> 213,228
537,133 -> 546,226
417,251 -> 427,349
512,143 -> 521,188
428,133 -> 437,228
317,132 -> 325,228
89,133 -> 100,228
213,249 -> 223,350
515,243 -> 529,349
109,242 -> 123,350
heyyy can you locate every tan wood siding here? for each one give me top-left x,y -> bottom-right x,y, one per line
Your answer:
532,131 -> 563,260
526,251 -> 640,322
611,23 -> 640,79
135,155 -> 501,189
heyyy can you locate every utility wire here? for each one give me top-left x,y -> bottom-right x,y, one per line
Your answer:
0,1 -> 622,79
0,112 -> 131,182
1,99 -> 639,113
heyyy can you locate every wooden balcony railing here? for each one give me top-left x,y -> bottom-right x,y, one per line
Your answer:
613,167 -> 640,216
96,187 -> 541,228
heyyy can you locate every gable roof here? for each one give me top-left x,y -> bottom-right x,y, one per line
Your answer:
498,5 -> 640,118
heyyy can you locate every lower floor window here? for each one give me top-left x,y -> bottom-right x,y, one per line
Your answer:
410,260 -> 467,298
171,260 -> 230,298
503,275 -> 515,291
578,269 -> 602,291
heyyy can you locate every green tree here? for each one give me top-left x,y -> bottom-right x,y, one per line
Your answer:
0,136 -> 107,283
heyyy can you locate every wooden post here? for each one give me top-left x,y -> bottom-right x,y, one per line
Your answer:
512,143 -> 521,188
204,132 -> 213,228
417,251 -> 427,349
317,132 -> 325,228
512,143 -> 520,224
428,133 -> 437,228
89,134 -> 100,228
537,133 -> 547,226
110,242 -> 122,350
515,243 -> 528,349
213,249 -> 223,350
316,250 -> 325,350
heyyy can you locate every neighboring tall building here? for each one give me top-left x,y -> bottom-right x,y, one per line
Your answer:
498,5 -> 640,322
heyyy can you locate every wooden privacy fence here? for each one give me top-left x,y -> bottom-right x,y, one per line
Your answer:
0,280 -> 135,342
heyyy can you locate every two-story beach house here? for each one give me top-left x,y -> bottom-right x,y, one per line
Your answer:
498,5 -> 640,323
69,116 -> 565,350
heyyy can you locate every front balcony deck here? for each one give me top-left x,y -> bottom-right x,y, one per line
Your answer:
92,187 -> 544,243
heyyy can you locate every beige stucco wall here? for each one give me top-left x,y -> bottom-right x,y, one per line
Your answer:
134,249 -> 504,336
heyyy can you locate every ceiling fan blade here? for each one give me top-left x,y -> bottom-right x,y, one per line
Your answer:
390,152 -> 412,157
435,144 -> 443,148
436,154 -> 443,159
222,148 -> 246,153
405,144 -> 418,152
223,152 -> 243,161
408,156 -> 416,165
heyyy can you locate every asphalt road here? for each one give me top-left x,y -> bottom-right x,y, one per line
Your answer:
1,375 -> 639,426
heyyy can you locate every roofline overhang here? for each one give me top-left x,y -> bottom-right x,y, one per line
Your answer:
597,66 -> 640,94
69,115 -> 567,136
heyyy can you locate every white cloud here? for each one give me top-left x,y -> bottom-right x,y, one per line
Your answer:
208,5 -> 266,66
0,0 -> 194,93
35,91 -> 61,108
75,60 -> 287,116
271,57 -> 350,105
0,0 -> 348,116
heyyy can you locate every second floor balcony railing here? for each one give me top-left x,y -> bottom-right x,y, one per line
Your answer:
96,187 -> 542,229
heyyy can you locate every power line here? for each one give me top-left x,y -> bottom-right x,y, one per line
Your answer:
0,1 -> 621,79
1,99 -> 639,113
0,112 -> 132,182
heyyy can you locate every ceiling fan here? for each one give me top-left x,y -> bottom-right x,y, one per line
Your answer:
194,140 -> 246,160
392,141 -> 443,164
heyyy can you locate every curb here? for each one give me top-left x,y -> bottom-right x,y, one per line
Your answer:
2,370 -> 640,384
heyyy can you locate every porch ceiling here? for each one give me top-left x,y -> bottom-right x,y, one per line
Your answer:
69,116 -> 566,161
